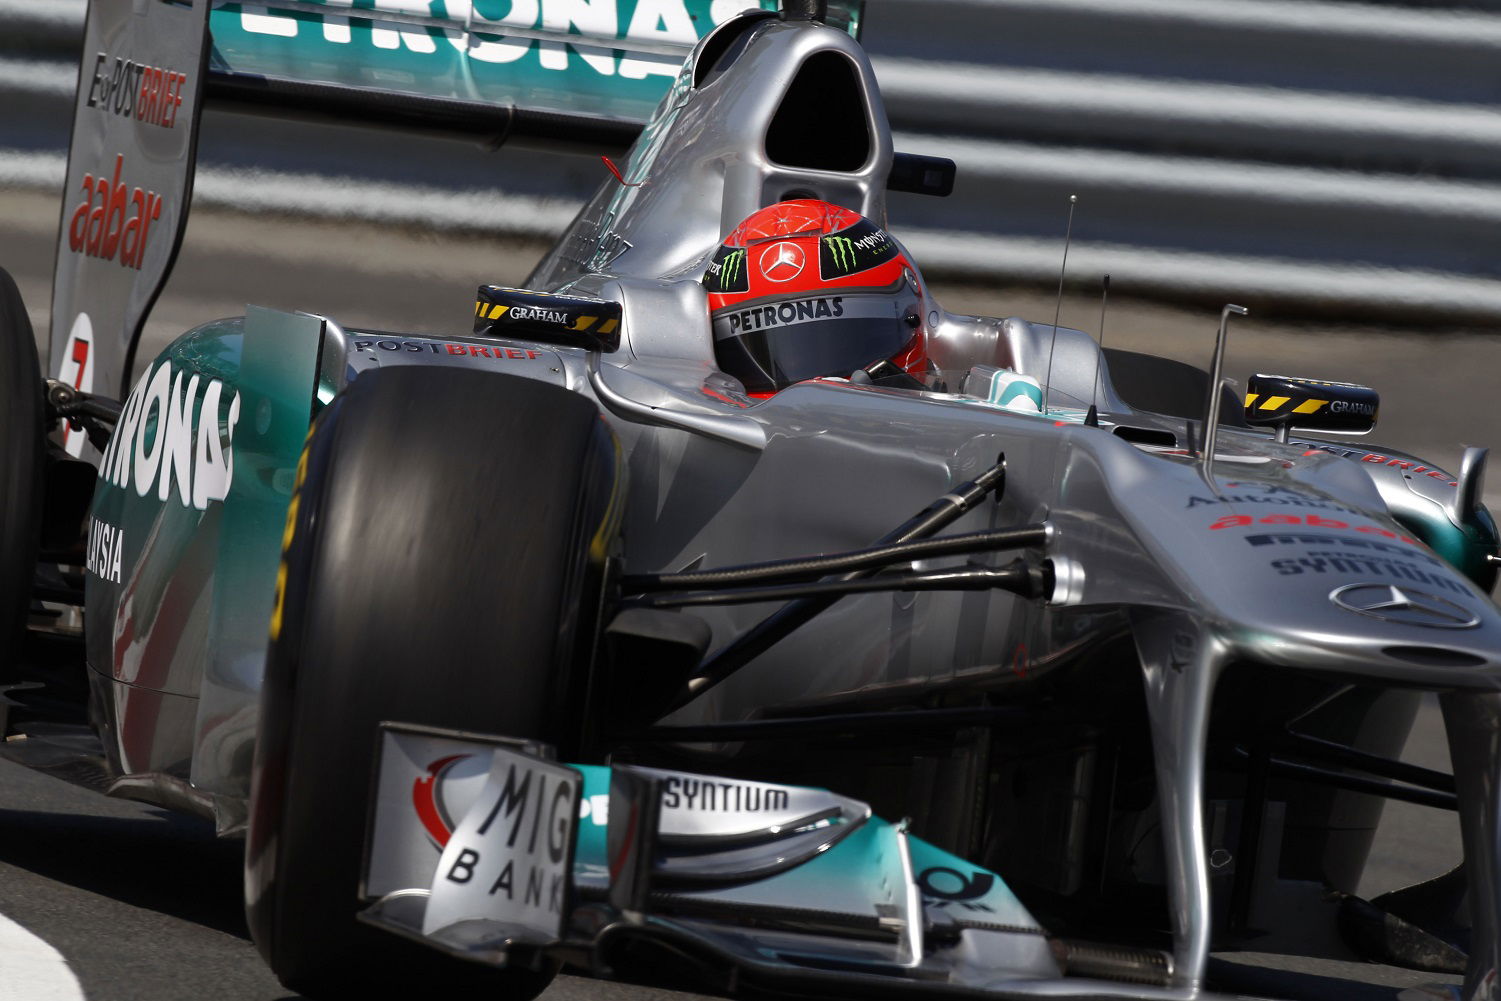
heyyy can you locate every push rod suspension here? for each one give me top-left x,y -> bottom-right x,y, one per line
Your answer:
662,456 -> 1011,715
621,525 -> 1047,594
1274,730 -> 1456,793
626,705 -> 1042,744
1227,746 -> 1457,811
630,562 -> 1051,609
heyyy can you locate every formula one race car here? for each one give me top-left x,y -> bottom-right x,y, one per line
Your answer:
3,2 -> 1500,1000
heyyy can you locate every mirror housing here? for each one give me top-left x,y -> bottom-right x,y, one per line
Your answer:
474,285 -> 622,353
1244,373 -> 1379,436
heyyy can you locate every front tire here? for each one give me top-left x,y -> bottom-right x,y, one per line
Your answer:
245,367 -> 621,999
0,267 -> 44,681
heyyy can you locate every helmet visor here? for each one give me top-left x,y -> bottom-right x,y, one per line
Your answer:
712,291 -> 918,394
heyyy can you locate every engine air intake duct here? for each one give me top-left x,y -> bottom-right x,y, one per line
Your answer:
765,51 -> 871,172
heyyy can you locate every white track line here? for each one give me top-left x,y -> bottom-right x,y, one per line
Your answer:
0,911 -> 85,1001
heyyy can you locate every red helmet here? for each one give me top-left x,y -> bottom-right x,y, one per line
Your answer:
703,199 -> 930,396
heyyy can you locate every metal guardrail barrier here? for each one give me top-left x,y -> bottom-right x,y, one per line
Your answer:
1,0 -> 1496,322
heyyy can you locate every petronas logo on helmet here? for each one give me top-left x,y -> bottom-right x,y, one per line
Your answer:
824,236 -> 856,272
719,249 -> 746,289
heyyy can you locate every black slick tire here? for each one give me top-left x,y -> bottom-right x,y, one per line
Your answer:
0,267 -> 44,681
245,367 -> 621,999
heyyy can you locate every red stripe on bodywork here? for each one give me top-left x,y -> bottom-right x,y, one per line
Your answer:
413,754 -> 469,848
608,802 -> 640,881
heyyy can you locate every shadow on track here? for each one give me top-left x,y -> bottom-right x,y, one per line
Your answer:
0,805 -> 249,939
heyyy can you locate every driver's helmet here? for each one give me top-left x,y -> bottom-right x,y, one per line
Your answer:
703,199 -> 930,396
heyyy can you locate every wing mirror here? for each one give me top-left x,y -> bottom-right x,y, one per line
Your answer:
1244,373 -> 1379,440
473,285 -> 622,353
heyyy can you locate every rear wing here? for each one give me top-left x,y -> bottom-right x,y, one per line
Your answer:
49,0 -> 873,427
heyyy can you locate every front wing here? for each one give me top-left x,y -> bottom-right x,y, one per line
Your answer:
358,724 -> 1213,1000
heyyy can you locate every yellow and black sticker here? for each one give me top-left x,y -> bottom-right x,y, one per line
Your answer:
269,425 -> 315,643
1244,374 -> 1379,432
472,284 -> 622,353
1243,393 -> 1330,417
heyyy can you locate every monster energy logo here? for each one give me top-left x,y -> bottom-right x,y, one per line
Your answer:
824,230 -> 891,273
824,236 -> 856,271
717,248 -> 746,289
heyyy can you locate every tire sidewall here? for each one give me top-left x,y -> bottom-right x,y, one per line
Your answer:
246,368 -> 620,997
0,267 -> 45,678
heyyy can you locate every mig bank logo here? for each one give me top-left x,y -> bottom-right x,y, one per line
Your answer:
413,754 -> 479,848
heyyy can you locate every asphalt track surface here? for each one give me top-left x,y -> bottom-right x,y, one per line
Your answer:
0,184 -> 1495,999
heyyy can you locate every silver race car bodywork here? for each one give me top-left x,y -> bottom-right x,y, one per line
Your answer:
4,3 -> 1499,1000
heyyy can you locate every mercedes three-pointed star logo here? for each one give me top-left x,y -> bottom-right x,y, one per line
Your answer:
759,241 -> 805,283
1329,583 -> 1480,629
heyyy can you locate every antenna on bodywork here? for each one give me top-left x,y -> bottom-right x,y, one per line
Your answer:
600,156 -> 643,188
1199,303 -> 1248,468
781,0 -> 828,21
1042,195 -> 1078,416
1085,274 -> 1110,428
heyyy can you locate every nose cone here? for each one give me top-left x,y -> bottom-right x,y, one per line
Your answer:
1219,532 -> 1501,687
1099,451 -> 1501,689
